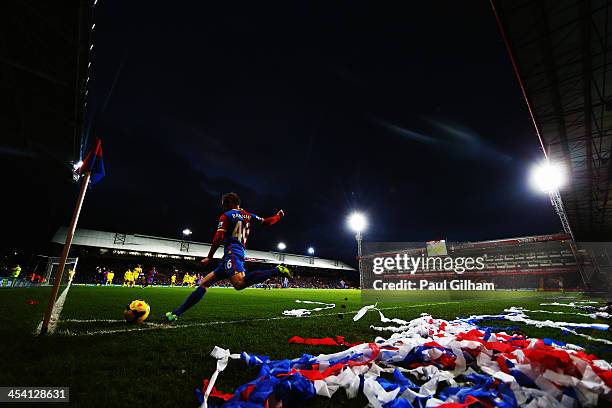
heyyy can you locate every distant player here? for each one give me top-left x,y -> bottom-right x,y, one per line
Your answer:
123,269 -> 132,287
133,265 -> 143,285
171,273 -> 177,286
133,265 -> 145,288
166,192 -> 292,321
147,267 -> 157,286
96,266 -> 103,285
68,268 -> 76,284
107,270 -> 114,285
182,272 -> 190,287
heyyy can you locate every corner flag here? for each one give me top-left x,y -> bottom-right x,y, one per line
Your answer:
41,138 -> 105,334
79,138 -> 105,185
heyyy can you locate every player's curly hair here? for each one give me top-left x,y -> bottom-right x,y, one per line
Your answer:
221,192 -> 241,209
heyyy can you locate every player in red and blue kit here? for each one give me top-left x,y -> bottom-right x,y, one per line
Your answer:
165,192 -> 292,321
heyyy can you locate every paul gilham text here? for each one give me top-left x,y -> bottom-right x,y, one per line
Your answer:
372,279 -> 495,291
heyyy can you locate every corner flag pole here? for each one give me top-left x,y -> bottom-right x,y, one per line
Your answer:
40,171 -> 91,334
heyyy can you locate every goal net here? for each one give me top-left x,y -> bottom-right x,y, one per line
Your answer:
32,255 -> 79,287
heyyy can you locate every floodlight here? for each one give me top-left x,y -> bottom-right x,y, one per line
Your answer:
529,161 -> 565,193
307,247 -> 315,255
347,212 -> 367,233
182,228 -> 192,236
277,242 -> 286,251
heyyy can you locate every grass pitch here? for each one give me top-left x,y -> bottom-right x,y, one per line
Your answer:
1,286 -> 611,407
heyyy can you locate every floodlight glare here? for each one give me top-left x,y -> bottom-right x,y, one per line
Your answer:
307,247 -> 315,255
348,212 -> 367,233
182,228 -> 192,236
529,161 -> 565,193
73,160 -> 83,171
277,242 -> 287,251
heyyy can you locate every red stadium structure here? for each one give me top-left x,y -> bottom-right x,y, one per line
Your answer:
360,233 -> 607,291
485,1 -> 612,293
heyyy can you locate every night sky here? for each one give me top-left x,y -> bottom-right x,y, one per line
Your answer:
8,1 -> 562,264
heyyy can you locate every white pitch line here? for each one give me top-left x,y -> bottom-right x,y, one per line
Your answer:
35,283 -> 72,335
56,301 -> 460,337
62,319 -> 126,323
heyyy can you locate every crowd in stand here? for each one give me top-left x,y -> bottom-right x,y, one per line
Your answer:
211,274 -> 351,289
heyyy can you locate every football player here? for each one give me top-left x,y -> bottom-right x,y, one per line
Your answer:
166,192 -> 291,321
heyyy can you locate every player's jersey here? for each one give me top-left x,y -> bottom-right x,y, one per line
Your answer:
217,208 -> 263,257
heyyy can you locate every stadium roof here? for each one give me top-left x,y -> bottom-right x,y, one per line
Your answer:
493,0 -> 612,240
52,228 -> 355,271
1,1 -> 90,168
1,1 -> 92,249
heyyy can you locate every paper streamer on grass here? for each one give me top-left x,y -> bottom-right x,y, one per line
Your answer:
200,347 -> 240,408
504,306 -> 610,320
541,301 -> 610,312
283,300 -> 335,317
288,335 -> 362,347
454,310 -> 612,346
197,305 -> 612,407
541,301 -> 600,307
352,303 -> 377,321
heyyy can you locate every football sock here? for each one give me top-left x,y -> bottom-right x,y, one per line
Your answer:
243,268 -> 279,287
173,286 -> 206,316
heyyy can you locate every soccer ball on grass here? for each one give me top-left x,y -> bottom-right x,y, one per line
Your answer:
124,299 -> 150,324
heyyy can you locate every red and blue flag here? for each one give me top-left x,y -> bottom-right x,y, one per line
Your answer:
79,138 -> 105,185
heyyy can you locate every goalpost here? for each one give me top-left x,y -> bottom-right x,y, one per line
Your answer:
33,255 -> 79,335
32,255 -> 80,286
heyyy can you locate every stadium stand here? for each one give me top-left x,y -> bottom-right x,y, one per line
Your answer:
49,227 -> 356,288
361,233 -> 589,290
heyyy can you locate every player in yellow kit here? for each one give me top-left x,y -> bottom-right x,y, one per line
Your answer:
123,269 -> 132,286
182,272 -> 190,287
68,268 -> 76,284
107,271 -> 115,285
171,273 -> 177,286
133,265 -> 144,287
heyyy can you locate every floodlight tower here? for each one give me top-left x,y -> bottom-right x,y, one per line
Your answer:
180,228 -> 192,252
307,247 -> 315,264
348,212 -> 367,289
276,242 -> 287,262
529,160 -> 589,287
